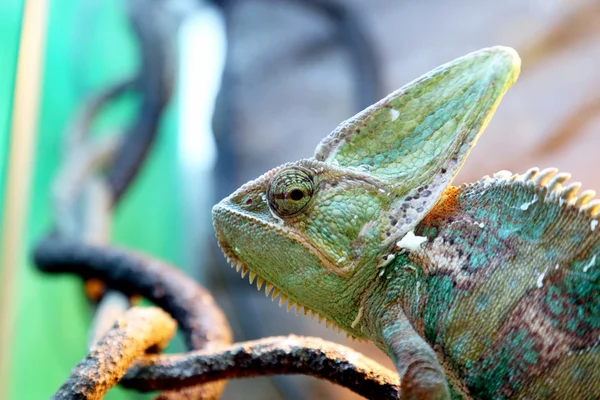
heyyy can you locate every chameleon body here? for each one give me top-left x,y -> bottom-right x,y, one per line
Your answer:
212,47 -> 600,399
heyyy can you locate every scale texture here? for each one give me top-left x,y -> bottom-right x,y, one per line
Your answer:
213,47 -> 600,399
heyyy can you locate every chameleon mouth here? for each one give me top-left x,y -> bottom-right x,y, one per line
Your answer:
215,238 -> 357,337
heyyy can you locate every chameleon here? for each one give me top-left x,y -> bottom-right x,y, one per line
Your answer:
212,46 -> 600,399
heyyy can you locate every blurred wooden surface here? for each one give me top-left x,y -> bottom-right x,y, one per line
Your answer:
217,0 -> 600,398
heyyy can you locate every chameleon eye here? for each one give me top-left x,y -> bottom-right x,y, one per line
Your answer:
267,167 -> 315,217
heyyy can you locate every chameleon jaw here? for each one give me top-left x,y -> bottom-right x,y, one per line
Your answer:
215,236 -> 357,337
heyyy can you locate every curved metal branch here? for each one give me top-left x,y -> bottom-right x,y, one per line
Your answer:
34,237 -> 233,352
34,237 -> 233,399
53,307 -> 176,400
88,290 -> 131,347
107,0 -> 174,205
121,335 -> 400,399
64,78 -> 134,154
52,137 -> 120,239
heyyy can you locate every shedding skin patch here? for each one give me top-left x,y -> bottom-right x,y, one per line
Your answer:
396,231 -> 428,252
351,306 -> 365,329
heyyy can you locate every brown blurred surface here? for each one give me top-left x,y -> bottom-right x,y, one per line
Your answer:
215,1 -> 600,398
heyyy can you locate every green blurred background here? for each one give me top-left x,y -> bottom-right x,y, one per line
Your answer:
1,1 -> 184,398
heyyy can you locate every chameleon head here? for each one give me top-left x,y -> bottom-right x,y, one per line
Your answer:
212,46 -> 521,336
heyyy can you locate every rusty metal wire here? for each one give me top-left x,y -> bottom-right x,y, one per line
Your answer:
35,238 -> 233,353
35,237 -> 234,399
32,1 -> 401,399
120,335 -> 400,399
107,0 -> 174,206
91,325 -> 400,399
52,307 -> 177,400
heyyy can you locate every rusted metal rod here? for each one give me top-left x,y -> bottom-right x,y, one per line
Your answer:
122,335 -> 401,399
52,307 -> 176,400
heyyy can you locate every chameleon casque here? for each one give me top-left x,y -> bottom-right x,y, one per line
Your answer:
212,47 -> 600,399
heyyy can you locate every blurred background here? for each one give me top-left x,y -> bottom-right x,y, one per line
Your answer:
1,0 -> 600,399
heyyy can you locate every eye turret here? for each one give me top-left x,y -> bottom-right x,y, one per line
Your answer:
267,167 -> 315,217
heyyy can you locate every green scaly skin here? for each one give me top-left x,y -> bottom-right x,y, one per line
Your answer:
212,47 -> 600,399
